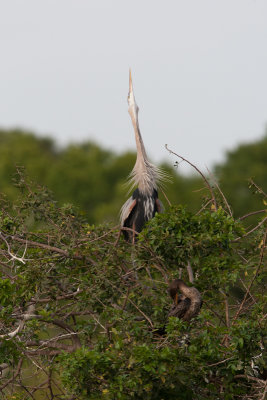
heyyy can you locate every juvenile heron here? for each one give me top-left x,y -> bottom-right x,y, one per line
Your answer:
120,71 -> 166,242
168,279 -> 202,321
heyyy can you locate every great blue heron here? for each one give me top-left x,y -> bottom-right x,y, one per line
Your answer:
168,279 -> 202,321
120,71 -> 166,242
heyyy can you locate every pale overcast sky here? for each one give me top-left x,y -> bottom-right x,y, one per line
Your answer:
1,0 -> 267,173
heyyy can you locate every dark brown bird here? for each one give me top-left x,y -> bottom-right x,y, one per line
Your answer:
168,279 -> 202,321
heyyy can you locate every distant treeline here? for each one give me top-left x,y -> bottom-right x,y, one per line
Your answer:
0,129 -> 266,223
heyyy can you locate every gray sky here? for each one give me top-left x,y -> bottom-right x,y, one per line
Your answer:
1,0 -> 267,173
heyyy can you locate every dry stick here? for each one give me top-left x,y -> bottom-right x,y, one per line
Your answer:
207,356 -> 234,368
238,209 -> 266,221
0,260 -> 13,269
9,236 -> 72,257
127,297 -> 154,328
195,199 -> 213,216
224,296 -> 230,329
24,353 -> 65,396
0,358 -> 23,391
0,304 -> 35,340
232,228 -> 267,324
114,226 -> 140,246
203,301 -> 227,326
232,216 -> 267,242
25,340 -> 78,353
47,319 -> 81,349
9,235 -> 97,265
260,381 -> 267,400
78,225 -> 120,244
165,144 -> 217,210
31,288 -> 82,304
234,374 -> 266,385
220,290 -> 231,346
0,232 -> 27,264
259,313 -> 267,324
186,262 -> 194,284
161,188 -> 172,207
19,383 -> 35,400
239,278 -> 256,303
151,263 -> 169,284
249,179 -> 267,198
206,167 -> 232,216
108,280 -> 154,328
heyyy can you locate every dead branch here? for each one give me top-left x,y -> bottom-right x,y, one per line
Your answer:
0,358 -> 23,391
232,216 -> 267,242
186,262 -> 194,284
232,228 -> 267,324
165,144 -> 217,210
206,167 -> 232,216
0,304 -> 35,339
238,209 -> 266,221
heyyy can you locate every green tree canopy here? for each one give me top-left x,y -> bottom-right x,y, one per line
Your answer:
215,133 -> 267,218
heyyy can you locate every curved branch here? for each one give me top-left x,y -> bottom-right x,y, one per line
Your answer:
232,216 -> 267,242
0,359 -> 23,391
238,209 -> 266,221
165,145 -> 217,210
0,304 -> 35,339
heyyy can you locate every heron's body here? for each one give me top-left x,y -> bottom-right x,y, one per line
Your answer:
121,188 -> 162,241
120,71 -> 166,242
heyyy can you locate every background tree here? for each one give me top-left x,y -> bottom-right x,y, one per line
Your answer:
215,132 -> 267,219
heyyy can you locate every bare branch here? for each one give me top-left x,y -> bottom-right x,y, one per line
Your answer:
206,167 -> 232,216
232,216 -> 267,242
165,145 -> 217,210
186,262 -> 194,284
238,209 -> 266,221
0,304 -> 35,339
0,358 -> 23,391
232,228 -> 267,323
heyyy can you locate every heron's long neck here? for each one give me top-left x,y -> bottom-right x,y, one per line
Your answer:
128,91 -> 159,195
134,150 -> 157,196
179,284 -> 201,304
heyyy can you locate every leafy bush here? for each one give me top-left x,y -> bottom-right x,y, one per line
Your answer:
0,170 -> 266,399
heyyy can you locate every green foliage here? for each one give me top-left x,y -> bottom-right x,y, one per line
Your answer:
215,133 -> 267,218
0,171 -> 265,399
138,206 -> 245,293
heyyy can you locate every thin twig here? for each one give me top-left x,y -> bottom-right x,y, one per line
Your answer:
165,145 -> 217,210
232,228 -> 267,324
207,356 -> 234,367
161,188 -> 172,207
0,359 -> 23,391
206,167 -> 232,216
238,209 -> 266,221
186,262 -> 194,284
232,217 -> 267,242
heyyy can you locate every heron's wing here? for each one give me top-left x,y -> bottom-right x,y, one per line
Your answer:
120,197 -> 137,226
183,288 -> 203,321
168,298 -> 191,319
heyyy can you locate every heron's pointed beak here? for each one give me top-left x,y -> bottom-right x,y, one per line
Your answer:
128,69 -> 139,119
129,68 -> 133,93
